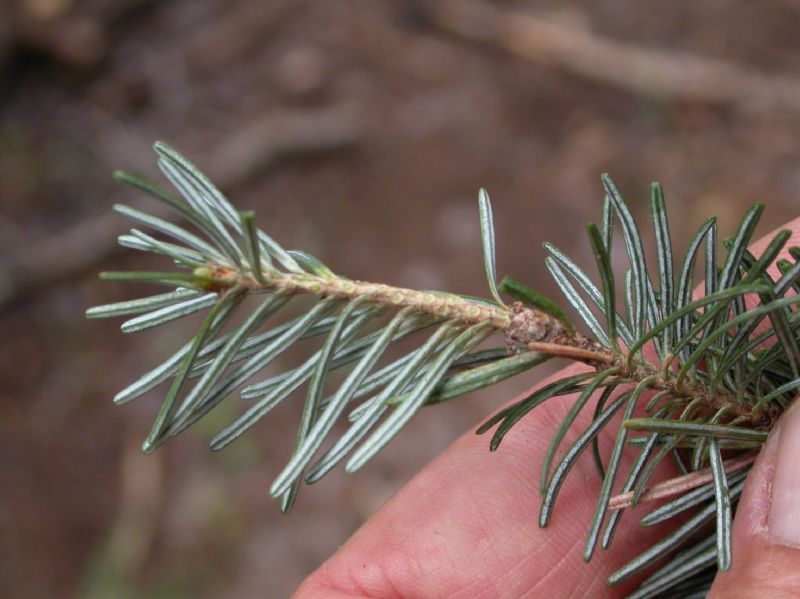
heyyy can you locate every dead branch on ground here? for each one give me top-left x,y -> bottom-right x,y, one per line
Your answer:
428,0 -> 800,115
0,105 -> 362,311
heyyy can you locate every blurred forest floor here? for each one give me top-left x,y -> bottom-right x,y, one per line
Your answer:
4,1 -> 800,597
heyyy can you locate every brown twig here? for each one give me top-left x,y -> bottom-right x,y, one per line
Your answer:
608,453 -> 756,511
428,0 -> 800,115
212,105 -> 362,185
0,105 -> 362,312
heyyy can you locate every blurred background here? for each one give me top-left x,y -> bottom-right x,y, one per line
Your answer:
4,0 -> 800,596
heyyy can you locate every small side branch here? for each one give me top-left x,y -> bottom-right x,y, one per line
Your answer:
239,268 -> 513,330
206,264 -> 620,364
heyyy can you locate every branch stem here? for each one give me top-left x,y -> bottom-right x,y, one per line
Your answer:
200,262 -> 759,426
209,265 -> 515,329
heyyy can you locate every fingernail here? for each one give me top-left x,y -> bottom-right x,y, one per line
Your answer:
768,403 -> 800,547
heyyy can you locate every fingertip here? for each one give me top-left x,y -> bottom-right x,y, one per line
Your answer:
709,401 -> 800,598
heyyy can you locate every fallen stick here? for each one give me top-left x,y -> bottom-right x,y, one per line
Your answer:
429,0 -> 800,115
0,105 -> 362,311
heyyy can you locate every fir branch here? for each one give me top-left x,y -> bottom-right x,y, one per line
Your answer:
88,141 -> 800,597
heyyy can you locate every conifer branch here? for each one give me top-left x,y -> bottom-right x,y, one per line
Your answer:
87,141 -> 800,598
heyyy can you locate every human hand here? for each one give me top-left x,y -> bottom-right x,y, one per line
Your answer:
295,220 -> 800,599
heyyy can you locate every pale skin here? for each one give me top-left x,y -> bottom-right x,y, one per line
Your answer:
294,219 -> 800,599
